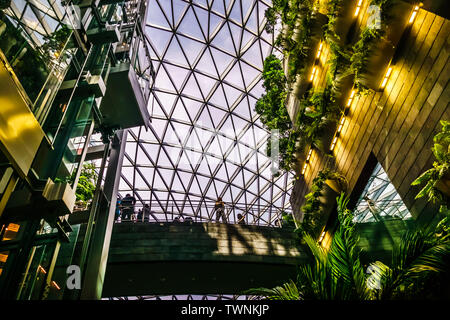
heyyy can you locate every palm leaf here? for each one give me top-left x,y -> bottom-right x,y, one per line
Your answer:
244,280 -> 301,300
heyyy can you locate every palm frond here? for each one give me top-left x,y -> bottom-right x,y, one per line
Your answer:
244,280 -> 301,300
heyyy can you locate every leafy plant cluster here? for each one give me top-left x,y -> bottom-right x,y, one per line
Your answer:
256,56 -> 341,174
255,54 -> 298,173
248,193 -> 450,300
265,0 -> 316,83
299,168 -> 346,235
412,120 -> 450,208
349,26 -> 384,94
74,163 -> 98,208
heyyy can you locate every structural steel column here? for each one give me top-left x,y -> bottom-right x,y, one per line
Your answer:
80,129 -> 127,300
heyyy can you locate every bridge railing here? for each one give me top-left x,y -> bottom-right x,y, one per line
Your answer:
114,199 -> 292,227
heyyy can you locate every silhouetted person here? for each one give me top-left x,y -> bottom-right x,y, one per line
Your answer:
143,203 -> 150,222
215,197 -> 226,223
137,208 -> 143,222
173,216 -> 181,223
115,197 -> 121,222
237,213 -> 245,225
121,193 -> 136,221
184,216 -> 193,223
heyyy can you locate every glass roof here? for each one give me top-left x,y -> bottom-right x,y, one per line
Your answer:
118,0 -> 293,226
353,163 -> 412,223
4,0 -> 70,47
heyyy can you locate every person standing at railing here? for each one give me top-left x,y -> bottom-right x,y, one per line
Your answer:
115,197 -> 121,222
215,197 -> 226,223
143,203 -> 150,222
237,213 -> 245,225
121,193 -> 136,221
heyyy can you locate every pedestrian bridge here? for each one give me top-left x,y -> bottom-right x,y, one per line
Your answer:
101,222 -> 307,297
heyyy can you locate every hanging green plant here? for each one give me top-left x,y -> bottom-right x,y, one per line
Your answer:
74,163 -> 98,208
411,120 -> 450,206
300,168 -> 347,235
349,26 -> 385,95
255,54 -> 290,131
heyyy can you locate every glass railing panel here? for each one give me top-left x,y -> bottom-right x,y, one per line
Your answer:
0,11 -> 74,121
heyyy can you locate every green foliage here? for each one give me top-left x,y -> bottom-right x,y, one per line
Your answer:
249,193 -> 372,300
248,194 -> 450,300
75,163 -> 98,207
246,280 -> 301,300
39,24 -> 72,65
411,121 -> 450,204
296,86 -> 341,150
267,0 -> 316,83
368,217 -> 450,299
300,169 -> 347,235
255,55 -> 290,131
349,26 -> 384,95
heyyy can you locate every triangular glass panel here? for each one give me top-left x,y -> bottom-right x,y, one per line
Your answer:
241,0 -> 254,20
139,167 -> 155,183
193,5 -> 209,37
247,177 -> 259,195
220,115 -> 235,139
197,106 -> 215,130
165,38 -> 189,67
195,49 -> 217,77
146,0 -> 171,28
232,97 -> 251,121
150,118 -> 168,141
229,0 -> 242,25
225,161 -> 239,178
210,23 -> 234,55
177,7 -> 204,40
225,63 -> 245,90
196,174 -> 211,192
157,148 -> 174,167
209,11 -> 223,39
245,152 -> 258,172
136,146 -> 152,166
182,73 -> 203,99
164,64 -> 190,91
177,150 -> 193,171
182,97 -> 203,120
208,85 -> 227,107
239,125 -> 255,148
215,161 -> 229,180
208,106 -> 227,127
173,0 -> 188,27
195,127 -> 214,148
260,40 -> 272,59
148,96 -> 166,118
228,22 -> 242,51
232,114 -> 248,136
244,5 -> 258,34
155,91 -> 177,114
232,171 -> 244,188
222,83 -> 243,106
145,26 -> 172,57
155,66 -> 177,93
241,40 -> 262,69
209,47 -> 234,76
153,170 -> 167,190
240,61 -> 260,88
214,179 -> 227,196
159,168 -> 175,185
158,0 -> 173,27
211,0 -> 225,16
194,72 -> 216,98
172,99 -> 192,123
